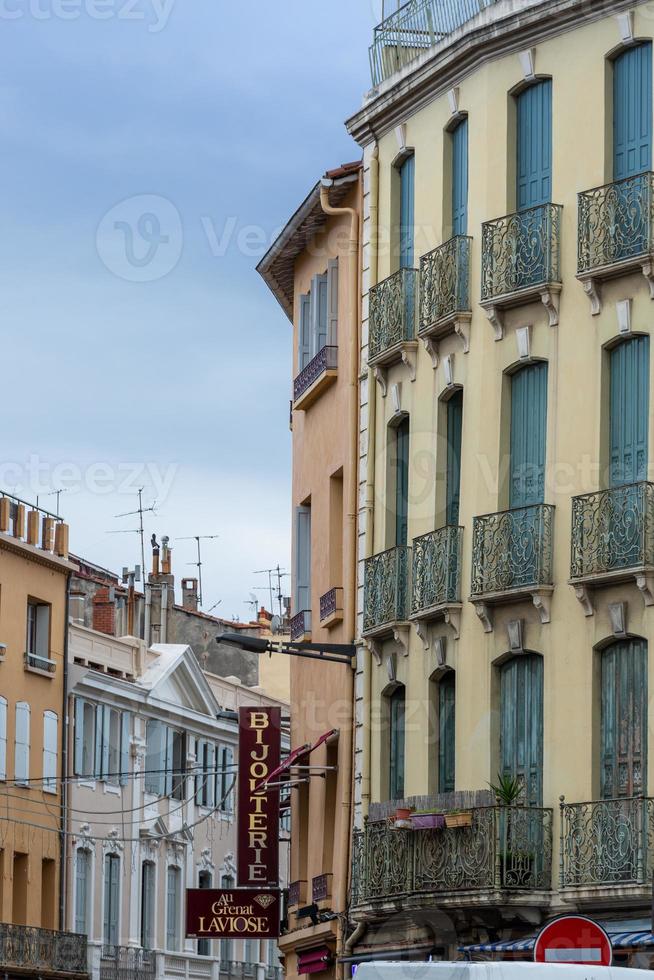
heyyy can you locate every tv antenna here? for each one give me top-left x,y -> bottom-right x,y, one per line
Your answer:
36,488 -> 69,516
244,592 -> 259,621
175,534 -> 219,609
114,489 -> 156,583
253,565 -> 289,619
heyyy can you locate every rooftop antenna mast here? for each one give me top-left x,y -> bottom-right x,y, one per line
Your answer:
253,565 -> 289,619
37,487 -> 69,517
175,534 -> 219,609
114,489 -> 156,585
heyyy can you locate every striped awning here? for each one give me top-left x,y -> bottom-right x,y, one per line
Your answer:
460,932 -> 654,954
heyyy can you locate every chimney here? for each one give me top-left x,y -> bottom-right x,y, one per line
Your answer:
161,536 -> 172,575
92,587 -> 115,636
69,592 -> 86,626
152,535 -> 160,577
182,578 -> 199,612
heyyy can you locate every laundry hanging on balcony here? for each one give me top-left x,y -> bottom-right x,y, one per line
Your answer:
255,728 -> 338,791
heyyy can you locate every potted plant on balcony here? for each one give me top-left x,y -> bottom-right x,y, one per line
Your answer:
489,773 -> 536,886
489,772 -> 523,807
444,809 -> 473,828
389,804 -> 414,829
410,810 -> 446,830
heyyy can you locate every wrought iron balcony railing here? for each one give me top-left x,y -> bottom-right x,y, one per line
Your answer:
570,482 -> 654,580
293,345 -> 338,406
471,503 -> 554,598
351,806 -> 552,906
412,525 -> 462,615
363,545 -> 410,634
481,204 -> 562,334
369,0 -> 500,86
368,268 -> 418,364
419,235 -> 471,333
290,609 -> 311,641
100,945 -> 155,980
560,796 -> 654,888
319,587 -> 342,623
578,171 -> 654,275
0,924 -> 87,976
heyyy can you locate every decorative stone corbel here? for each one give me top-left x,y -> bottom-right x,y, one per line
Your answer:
401,346 -> 417,382
365,637 -> 383,666
483,304 -> 504,341
443,606 -> 461,640
454,315 -> 471,353
421,335 -> 439,369
636,573 -> 654,607
393,626 -> 411,656
373,365 -> 388,398
574,584 -> 594,617
641,262 -> 654,299
474,601 -> 493,633
414,619 -> 430,651
532,590 -> 551,624
540,288 -> 560,327
583,278 -> 601,316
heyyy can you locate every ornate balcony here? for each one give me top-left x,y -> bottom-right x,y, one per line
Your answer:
293,345 -> 338,410
570,482 -> 654,612
577,172 -> 654,314
480,203 -> 562,338
351,806 -> 552,909
418,235 -> 472,365
368,268 -> 418,395
470,503 -> 554,631
363,545 -> 410,656
0,924 -> 87,977
411,525 -> 462,640
100,946 -> 154,980
560,796 -> 654,894
319,586 -> 343,627
290,609 -> 311,642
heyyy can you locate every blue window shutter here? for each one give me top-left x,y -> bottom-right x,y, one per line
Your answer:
452,118 -> 469,236
94,704 -> 104,780
610,335 -> 650,486
389,686 -> 405,800
500,655 -> 543,805
327,259 -> 339,347
294,506 -> 311,615
601,639 -> 648,798
311,274 -> 328,356
119,713 -> 130,786
101,706 -> 111,781
74,698 -> 84,777
510,362 -> 548,508
395,418 -> 410,547
399,154 -> 415,268
614,43 -> 653,180
517,80 -> 552,209
195,739 -> 205,805
446,390 -> 463,525
438,672 -> 456,793
298,294 -> 311,371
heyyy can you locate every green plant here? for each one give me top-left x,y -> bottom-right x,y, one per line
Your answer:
489,772 -> 523,805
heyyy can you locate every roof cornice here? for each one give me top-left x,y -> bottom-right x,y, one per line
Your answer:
346,0 -> 640,146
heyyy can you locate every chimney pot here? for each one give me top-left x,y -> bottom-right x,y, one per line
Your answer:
181,577 -> 199,612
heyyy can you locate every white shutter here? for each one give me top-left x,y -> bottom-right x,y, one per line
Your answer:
327,258 -> 339,347
0,696 -> 6,781
298,294 -> 312,371
43,710 -> 58,794
195,738 -> 205,805
15,702 -> 30,785
119,712 -> 130,786
73,698 -> 84,776
94,704 -> 104,780
206,743 -> 215,808
294,506 -> 311,615
310,274 -> 328,357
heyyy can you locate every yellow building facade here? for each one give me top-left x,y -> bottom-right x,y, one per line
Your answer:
0,495 -> 85,978
347,0 -> 654,965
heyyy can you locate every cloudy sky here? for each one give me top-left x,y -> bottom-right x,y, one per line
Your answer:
1,0 -> 380,620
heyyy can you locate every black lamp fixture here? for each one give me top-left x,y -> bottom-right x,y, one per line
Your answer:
217,632 -> 355,667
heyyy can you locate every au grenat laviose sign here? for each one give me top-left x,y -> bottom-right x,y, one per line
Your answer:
237,706 -> 281,886
186,888 -> 280,939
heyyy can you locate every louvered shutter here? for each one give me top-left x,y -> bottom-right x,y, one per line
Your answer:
327,259 -> 339,347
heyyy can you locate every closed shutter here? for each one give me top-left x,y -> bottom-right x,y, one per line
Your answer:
446,390 -> 463,526
510,362 -> 548,508
395,418 -> 410,547
94,704 -> 104,781
74,698 -> 84,776
327,259 -> 339,347
223,745 -> 234,812
75,850 -> 89,935
610,336 -> 650,487
206,743 -> 215,808
298,295 -> 312,371
166,867 -> 180,950
311,274 -> 328,357
399,154 -> 415,268
452,117 -> 469,236
165,727 -> 175,797
104,854 -> 120,946
195,739 -> 206,805
0,696 -> 6,781
119,712 -> 130,786
500,655 -> 543,806
141,861 -> 155,949
145,719 -> 164,796
101,706 -> 111,781
14,702 -> 30,785
389,686 -> 405,800
614,42 -> 652,180
601,639 -> 648,799
517,79 -> 552,209
294,506 -> 311,615
43,710 -> 58,794
438,672 -> 456,794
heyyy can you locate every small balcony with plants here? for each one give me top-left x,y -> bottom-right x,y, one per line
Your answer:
480,203 -> 562,339
368,268 -> 418,395
577,171 -> 654,314
293,345 -> 338,411
362,545 -> 410,657
470,503 -> 555,631
569,482 -> 654,612
418,235 -> 472,366
411,525 -> 463,639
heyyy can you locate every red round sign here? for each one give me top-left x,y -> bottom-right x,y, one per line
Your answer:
534,915 -> 612,967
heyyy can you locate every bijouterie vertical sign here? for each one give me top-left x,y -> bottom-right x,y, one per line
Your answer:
237,706 -> 281,887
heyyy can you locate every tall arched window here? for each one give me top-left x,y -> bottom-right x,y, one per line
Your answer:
500,654 -> 543,806
388,686 -> 405,801
516,79 -> 552,210
141,861 -> 156,949
74,849 -> 91,935
510,362 -> 548,509
438,672 -> 456,794
609,336 -> 649,488
451,117 -> 468,236
613,42 -> 652,181
601,638 -> 647,799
